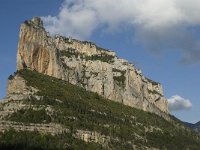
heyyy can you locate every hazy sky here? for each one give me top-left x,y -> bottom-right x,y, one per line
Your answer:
0,0 -> 200,123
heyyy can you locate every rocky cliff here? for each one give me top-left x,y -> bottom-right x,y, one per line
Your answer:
17,17 -> 168,116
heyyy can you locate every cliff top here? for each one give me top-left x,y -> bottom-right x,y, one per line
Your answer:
24,17 -> 114,53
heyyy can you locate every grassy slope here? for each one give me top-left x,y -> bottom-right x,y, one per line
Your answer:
2,69 -> 200,150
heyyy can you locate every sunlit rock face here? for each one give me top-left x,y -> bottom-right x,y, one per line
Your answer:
17,17 -> 169,117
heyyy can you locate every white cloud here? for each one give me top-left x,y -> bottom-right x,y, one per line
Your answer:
168,95 -> 192,111
42,0 -> 200,63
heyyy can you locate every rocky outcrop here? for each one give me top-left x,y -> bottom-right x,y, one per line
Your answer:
0,121 -> 68,135
17,17 -> 168,116
7,74 -> 38,97
75,130 -> 111,146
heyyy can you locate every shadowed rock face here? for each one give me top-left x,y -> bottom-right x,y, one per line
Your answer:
17,17 -> 169,116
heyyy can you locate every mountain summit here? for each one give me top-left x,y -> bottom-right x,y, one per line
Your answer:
17,17 -> 168,116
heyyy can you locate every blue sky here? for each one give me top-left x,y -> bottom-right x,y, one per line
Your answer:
0,0 -> 200,123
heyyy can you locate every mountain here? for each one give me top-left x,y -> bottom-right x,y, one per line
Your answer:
184,121 -> 200,133
0,17 -> 200,149
17,17 -> 168,117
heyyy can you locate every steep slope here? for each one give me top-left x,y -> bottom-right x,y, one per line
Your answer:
17,17 -> 168,116
0,69 -> 200,150
184,121 -> 200,133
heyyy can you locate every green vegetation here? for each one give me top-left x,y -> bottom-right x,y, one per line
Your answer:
85,54 -> 115,63
147,130 -> 200,150
113,68 -> 126,88
3,69 -> 200,149
60,48 -> 79,58
0,129 -> 104,150
9,109 -> 51,123
60,48 -> 115,63
82,41 -> 95,46
8,74 -> 15,80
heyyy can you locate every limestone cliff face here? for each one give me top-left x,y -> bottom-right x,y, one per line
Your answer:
17,17 -> 168,115
17,17 -> 65,79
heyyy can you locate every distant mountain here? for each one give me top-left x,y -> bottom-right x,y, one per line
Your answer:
184,121 -> 200,133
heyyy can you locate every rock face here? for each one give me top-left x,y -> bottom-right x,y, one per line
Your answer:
17,17 -> 168,115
